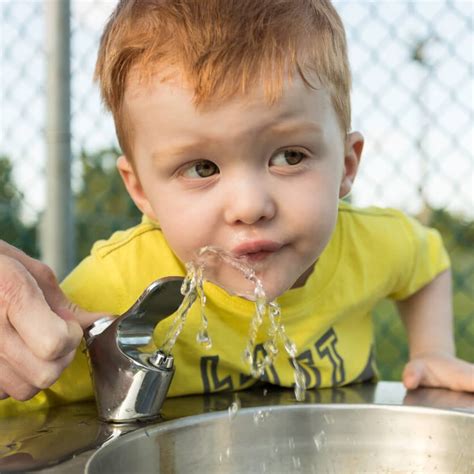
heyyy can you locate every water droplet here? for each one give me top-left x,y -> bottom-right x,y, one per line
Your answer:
323,414 -> 335,425
292,456 -> 301,469
283,337 -> 297,358
295,368 -> 306,386
242,347 -> 253,365
313,430 -> 326,451
294,384 -> 306,402
228,401 -> 240,420
253,409 -> 266,425
264,340 -> 278,355
196,329 -> 212,349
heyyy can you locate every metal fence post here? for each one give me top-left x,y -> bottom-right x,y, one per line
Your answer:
43,0 -> 74,280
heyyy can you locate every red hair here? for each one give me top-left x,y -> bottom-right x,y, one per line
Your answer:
95,0 -> 351,158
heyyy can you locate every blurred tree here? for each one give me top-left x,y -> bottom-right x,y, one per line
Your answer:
74,147 -> 142,262
428,208 -> 474,247
0,155 -> 38,257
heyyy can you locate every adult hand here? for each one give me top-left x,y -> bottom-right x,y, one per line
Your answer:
0,241 -> 102,401
402,351 -> 474,393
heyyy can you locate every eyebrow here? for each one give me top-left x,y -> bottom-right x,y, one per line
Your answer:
152,119 -> 322,160
267,119 -> 322,135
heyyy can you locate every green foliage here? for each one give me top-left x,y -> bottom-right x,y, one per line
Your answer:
0,155 -> 38,257
428,208 -> 474,247
429,208 -> 474,367
74,148 -> 142,261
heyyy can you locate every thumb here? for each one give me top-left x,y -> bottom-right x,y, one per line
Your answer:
402,360 -> 424,390
55,303 -> 109,330
32,268 -> 110,330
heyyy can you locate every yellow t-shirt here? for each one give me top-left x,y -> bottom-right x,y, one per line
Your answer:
0,203 -> 449,416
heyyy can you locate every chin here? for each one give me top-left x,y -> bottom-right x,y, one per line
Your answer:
204,254 -> 303,303
252,275 -> 296,303
219,276 -> 288,303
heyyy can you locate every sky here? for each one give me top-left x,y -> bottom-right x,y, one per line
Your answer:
0,0 -> 473,221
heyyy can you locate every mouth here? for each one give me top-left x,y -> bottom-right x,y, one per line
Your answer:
231,240 -> 284,263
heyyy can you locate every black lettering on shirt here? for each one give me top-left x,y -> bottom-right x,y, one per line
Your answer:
352,345 -> 376,383
200,355 -> 233,393
293,349 -> 322,388
254,343 -> 280,385
315,328 -> 345,385
239,373 -> 254,386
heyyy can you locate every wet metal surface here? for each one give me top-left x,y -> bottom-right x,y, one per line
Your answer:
87,404 -> 473,474
0,382 -> 473,473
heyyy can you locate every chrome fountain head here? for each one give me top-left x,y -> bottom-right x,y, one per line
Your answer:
84,277 -> 185,423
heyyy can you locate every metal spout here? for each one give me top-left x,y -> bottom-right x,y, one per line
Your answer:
85,277 -> 184,423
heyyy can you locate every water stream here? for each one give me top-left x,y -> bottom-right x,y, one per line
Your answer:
161,246 -> 306,401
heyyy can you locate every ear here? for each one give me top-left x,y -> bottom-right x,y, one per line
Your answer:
116,155 -> 158,219
339,131 -> 364,198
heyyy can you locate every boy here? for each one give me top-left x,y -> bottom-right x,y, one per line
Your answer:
0,0 -> 472,415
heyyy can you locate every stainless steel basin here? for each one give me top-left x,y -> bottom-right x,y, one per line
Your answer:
86,404 -> 473,473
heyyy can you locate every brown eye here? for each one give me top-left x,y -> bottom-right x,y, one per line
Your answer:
195,161 -> 218,177
284,150 -> 304,165
183,160 -> 219,178
270,149 -> 306,166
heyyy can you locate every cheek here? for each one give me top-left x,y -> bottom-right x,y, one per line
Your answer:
286,176 -> 339,246
300,200 -> 337,244
149,193 -> 218,261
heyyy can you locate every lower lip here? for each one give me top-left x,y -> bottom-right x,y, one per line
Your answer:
240,250 -> 275,262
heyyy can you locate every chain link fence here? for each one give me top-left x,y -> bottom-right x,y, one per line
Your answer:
1,0 -> 473,381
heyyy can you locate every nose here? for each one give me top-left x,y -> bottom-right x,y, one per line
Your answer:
223,175 -> 276,225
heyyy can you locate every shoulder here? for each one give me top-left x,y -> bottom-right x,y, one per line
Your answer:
337,201 -> 416,245
90,216 -> 165,260
87,215 -> 183,278
335,202 -> 449,298
337,202 -> 445,251
338,201 -> 411,226
61,216 -> 183,314
335,201 -> 433,274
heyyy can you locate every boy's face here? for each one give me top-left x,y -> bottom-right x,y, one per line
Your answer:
118,71 -> 363,301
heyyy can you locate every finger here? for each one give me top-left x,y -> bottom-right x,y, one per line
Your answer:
0,360 -> 40,401
0,240 -> 42,276
56,302 -> 107,330
0,323 -> 76,390
402,360 -> 424,390
0,257 -> 83,360
0,241 -> 107,329
0,241 -> 64,307
443,359 -> 474,393
24,262 -> 106,329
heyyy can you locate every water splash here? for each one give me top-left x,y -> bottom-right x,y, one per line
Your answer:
195,265 -> 212,349
161,263 -> 199,355
228,401 -> 240,421
160,245 -> 307,401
